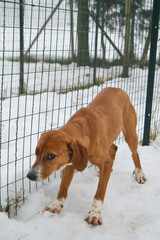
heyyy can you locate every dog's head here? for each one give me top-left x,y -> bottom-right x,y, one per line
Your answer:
27,130 -> 88,182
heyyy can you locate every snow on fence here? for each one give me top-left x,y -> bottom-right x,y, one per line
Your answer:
0,0 -> 159,215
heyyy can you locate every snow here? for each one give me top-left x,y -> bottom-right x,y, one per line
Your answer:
0,136 -> 160,240
0,60 -> 124,97
0,0 -> 157,98
0,65 -> 160,240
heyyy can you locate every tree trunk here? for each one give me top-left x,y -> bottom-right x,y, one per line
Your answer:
69,0 -> 75,61
122,0 -> 131,78
101,7 -> 106,65
77,0 -> 89,66
129,0 -> 135,62
139,23 -> 152,68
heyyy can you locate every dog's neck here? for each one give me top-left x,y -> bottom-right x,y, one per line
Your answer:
60,119 -> 90,149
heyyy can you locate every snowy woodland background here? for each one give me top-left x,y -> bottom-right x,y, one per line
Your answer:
0,0 -> 160,239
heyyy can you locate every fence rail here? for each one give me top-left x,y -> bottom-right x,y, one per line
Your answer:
0,0 -> 160,215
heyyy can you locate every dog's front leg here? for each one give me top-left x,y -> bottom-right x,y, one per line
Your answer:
85,157 -> 113,226
44,165 -> 75,214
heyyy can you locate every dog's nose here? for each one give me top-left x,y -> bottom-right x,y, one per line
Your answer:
27,171 -> 37,181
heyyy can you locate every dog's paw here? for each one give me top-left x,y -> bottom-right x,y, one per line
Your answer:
85,199 -> 103,226
44,198 -> 65,214
85,210 -> 103,226
133,168 -> 146,184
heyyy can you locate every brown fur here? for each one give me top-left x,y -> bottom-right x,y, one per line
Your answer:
27,87 -> 146,225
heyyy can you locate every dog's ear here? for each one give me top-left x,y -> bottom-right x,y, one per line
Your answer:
68,139 -> 88,171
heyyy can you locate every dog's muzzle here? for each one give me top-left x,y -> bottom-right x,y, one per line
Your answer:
27,169 -> 37,181
27,165 -> 42,182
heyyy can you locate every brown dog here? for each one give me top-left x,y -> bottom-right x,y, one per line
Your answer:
27,87 -> 146,225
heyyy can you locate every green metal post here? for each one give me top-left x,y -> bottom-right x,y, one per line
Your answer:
0,0 -> 6,212
93,1 -> 99,84
0,105 -> 1,211
19,0 -> 24,94
143,0 -> 160,145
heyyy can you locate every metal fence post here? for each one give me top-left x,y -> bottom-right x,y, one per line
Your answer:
143,0 -> 160,145
0,0 -> 6,212
93,1 -> 99,84
19,0 -> 24,94
0,101 -> 1,211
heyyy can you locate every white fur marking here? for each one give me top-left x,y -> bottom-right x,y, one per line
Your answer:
35,165 -> 43,182
85,198 -> 103,224
92,199 -> 103,213
60,163 -> 73,171
134,168 -> 146,183
45,198 -> 65,213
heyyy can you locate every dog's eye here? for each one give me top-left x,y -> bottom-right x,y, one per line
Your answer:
35,149 -> 39,155
47,154 -> 56,160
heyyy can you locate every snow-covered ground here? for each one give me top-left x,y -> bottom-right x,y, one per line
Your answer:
1,66 -> 160,212
0,60 -> 124,97
1,68 -> 160,239
1,135 -> 160,240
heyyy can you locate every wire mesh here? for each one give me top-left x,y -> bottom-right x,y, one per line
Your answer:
0,0 -> 159,215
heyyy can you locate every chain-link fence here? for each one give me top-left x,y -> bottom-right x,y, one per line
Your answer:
0,0 -> 159,215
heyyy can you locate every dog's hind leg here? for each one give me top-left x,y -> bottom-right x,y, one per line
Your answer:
44,165 -> 75,214
122,104 -> 146,184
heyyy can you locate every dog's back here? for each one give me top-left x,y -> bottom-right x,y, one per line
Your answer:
87,87 -> 131,113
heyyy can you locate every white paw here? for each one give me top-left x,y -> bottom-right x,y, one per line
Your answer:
85,210 -> 103,225
85,199 -> 103,226
44,198 -> 65,214
133,168 -> 146,184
